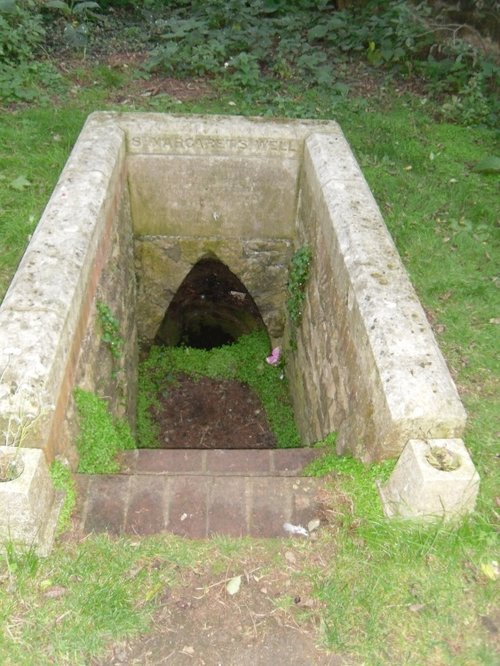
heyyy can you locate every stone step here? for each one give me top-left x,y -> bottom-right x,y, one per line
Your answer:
75,473 -> 322,539
117,447 -> 325,477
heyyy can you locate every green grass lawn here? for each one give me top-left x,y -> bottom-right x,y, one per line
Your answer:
0,70 -> 498,664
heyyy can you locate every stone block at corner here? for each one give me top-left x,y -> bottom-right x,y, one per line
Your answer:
0,447 -> 62,556
379,438 -> 479,521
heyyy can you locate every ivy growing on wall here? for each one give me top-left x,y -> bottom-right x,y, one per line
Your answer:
286,245 -> 312,331
96,301 -> 123,361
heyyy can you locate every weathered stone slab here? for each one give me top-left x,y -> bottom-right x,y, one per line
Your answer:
0,447 -> 63,556
379,438 -> 480,520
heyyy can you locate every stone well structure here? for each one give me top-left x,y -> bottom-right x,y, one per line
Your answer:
0,113 -> 477,525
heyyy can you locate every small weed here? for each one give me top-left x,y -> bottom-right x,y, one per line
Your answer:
74,388 -> 135,473
287,245 -> 312,327
286,245 -> 312,346
45,0 -> 102,50
96,301 -> 123,361
49,459 -> 76,534
3,539 -> 39,579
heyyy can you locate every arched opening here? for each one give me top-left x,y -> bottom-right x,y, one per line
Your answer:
155,257 -> 268,349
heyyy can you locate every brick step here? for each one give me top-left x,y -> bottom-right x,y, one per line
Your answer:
117,447 -> 325,477
75,473 -> 322,539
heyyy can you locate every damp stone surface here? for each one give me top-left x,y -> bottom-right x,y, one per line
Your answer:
0,113 -> 477,532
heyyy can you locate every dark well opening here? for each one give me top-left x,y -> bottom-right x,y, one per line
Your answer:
149,257 -> 277,449
155,257 -> 267,350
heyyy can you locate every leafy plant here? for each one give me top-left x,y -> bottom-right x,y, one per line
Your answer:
46,0 -> 101,49
0,0 -> 45,64
46,0 -> 100,17
0,0 -> 59,103
286,245 -> 312,328
74,388 -> 135,473
96,301 -> 123,361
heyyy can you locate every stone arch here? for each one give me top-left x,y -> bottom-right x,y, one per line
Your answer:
155,255 -> 269,349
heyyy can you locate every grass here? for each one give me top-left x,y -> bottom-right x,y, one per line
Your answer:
0,534 -> 214,665
0,60 -> 498,663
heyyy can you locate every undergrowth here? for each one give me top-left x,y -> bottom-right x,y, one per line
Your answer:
74,388 -> 135,473
1,1 -> 498,127
137,331 -> 301,449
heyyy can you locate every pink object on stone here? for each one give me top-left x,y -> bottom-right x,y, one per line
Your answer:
266,347 -> 281,366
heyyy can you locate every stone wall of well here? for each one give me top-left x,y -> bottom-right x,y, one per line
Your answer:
287,133 -> 467,461
0,116 -> 138,467
63,186 -> 138,467
122,114 -> 320,349
134,236 -> 293,347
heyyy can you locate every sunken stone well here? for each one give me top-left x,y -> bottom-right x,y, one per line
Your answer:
0,113 -> 477,529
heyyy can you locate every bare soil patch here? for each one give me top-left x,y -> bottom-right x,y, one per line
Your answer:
149,374 -> 277,450
94,541 -> 351,666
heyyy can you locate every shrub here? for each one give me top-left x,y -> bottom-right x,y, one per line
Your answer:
0,0 -> 59,103
0,0 -> 45,65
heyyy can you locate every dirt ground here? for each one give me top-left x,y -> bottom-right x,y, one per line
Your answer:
94,545 -> 351,666
121,372 -> 351,664
150,375 -> 277,450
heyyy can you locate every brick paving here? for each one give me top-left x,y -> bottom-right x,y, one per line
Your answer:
117,447 -> 325,476
76,448 -> 325,539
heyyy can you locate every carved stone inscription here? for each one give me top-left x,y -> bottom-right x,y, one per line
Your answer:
128,134 -> 299,156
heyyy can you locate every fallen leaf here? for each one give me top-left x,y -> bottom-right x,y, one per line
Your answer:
480,561 -> 499,581
44,585 -> 67,599
226,575 -> 242,596
9,176 -> 32,191
181,646 -> 195,656
408,603 -> 426,613
473,155 -> 500,174
284,551 -> 297,564
489,318 -> 500,325
308,518 -> 321,532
